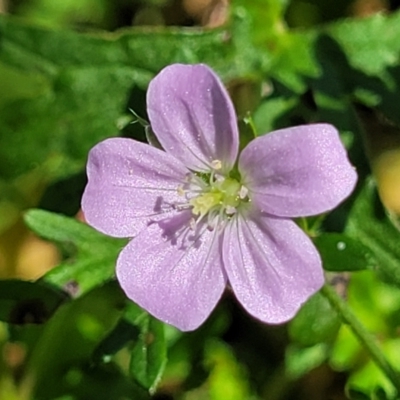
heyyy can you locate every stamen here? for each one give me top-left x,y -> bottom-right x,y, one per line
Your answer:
225,205 -> 237,215
211,159 -> 222,170
177,186 -> 185,196
239,185 -> 249,199
174,168 -> 249,233
173,203 -> 192,211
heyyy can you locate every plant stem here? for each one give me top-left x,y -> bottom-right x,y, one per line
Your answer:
321,283 -> 400,393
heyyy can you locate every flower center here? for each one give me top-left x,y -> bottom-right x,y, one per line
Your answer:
176,161 -> 250,229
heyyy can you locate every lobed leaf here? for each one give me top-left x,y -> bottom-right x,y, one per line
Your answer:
24,209 -> 126,296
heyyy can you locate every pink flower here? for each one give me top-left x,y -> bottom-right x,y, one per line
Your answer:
82,64 -> 357,331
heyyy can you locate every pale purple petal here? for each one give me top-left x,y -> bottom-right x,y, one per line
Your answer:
239,124 -> 357,217
116,212 -> 227,331
147,64 -> 239,173
223,212 -> 324,324
82,138 -> 188,238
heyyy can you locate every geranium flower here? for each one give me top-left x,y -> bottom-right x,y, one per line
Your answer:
82,64 -> 357,331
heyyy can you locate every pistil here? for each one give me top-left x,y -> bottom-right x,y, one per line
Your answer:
176,162 -> 250,229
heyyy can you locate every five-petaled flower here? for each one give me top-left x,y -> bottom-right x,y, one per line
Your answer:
82,64 -> 357,331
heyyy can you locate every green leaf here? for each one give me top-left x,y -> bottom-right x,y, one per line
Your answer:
346,179 -> 400,286
204,339 -> 253,400
23,281 -> 130,399
24,209 -> 126,296
289,292 -> 341,347
0,279 -> 68,324
0,61 -> 49,108
253,96 -> 299,135
316,12 -> 400,126
62,363 -> 150,400
347,388 -> 371,400
93,319 -> 140,363
328,12 -> 400,79
232,0 -> 290,46
260,10 -> 400,128
314,233 -> 375,272
285,343 -> 328,380
0,13 -> 262,182
126,303 -> 167,394
345,338 -> 400,400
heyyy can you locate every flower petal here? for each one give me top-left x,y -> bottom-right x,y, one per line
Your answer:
82,138 -> 188,238
147,64 -> 239,173
116,212 -> 227,331
223,212 -> 324,324
239,124 -> 357,217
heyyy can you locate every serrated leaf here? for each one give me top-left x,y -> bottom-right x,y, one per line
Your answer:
24,209 -> 126,295
346,179 -> 400,286
314,233 -> 375,272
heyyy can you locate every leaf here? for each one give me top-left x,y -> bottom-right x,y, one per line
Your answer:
126,303 -> 167,394
347,388 -> 371,400
23,281 -> 130,399
285,343 -> 329,380
253,96 -> 299,135
93,318 -> 140,364
345,338 -> 400,400
314,233 -> 375,272
262,9 -> 400,127
0,13 -> 262,182
315,12 -> 400,126
232,0 -> 290,46
63,363 -> 150,400
204,339 -> 252,400
0,279 -> 68,324
328,12 -> 400,79
346,179 -> 400,286
288,292 -> 341,347
24,209 -> 126,296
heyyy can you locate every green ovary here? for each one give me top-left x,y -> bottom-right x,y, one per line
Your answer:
190,191 -> 222,216
218,178 -> 242,209
189,177 -> 244,217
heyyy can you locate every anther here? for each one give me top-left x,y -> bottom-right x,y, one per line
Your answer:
177,186 -> 185,196
211,159 -> 222,170
239,185 -> 249,199
225,205 -> 237,215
